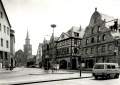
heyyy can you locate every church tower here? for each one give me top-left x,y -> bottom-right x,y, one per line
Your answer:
24,30 -> 32,58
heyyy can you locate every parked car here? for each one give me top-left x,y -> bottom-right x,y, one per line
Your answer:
92,63 -> 120,79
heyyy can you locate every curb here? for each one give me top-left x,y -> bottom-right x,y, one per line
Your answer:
10,76 -> 93,85
0,68 -> 23,74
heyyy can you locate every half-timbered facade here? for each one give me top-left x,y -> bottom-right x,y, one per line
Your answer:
57,26 -> 84,69
81,8 -> 120,70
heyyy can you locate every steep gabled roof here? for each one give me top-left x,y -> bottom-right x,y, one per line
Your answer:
57,32 -> 70,41
86,8 -> 120,39
1,0 -> 11,27
67,26 -> 85,38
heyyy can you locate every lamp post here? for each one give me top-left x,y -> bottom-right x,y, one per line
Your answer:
51,24 -> 56,73
78,44 -> 82,77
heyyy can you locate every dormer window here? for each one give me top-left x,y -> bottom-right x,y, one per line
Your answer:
62,34 -> 64,39
74,32 -> 79,37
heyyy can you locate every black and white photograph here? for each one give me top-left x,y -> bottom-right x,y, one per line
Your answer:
0,0 -> 120,85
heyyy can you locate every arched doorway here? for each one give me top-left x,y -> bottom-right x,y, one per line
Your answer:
60,60 -> 67,69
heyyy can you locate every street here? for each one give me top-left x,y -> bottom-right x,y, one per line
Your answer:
25,77 -> 120,85
0,67 -> 90,84
0,67 -> 120,85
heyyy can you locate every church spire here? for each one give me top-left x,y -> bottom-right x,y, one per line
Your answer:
26,29 -> 30,39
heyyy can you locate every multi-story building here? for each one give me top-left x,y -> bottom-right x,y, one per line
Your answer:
81,8 -> 120,70
36,43 -> 42,67
56,26 -> 84,69
49,34 -> 58,62
10,29 -> 15,67
0,0 -> 12,68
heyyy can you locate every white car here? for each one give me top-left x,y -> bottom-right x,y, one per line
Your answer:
92,63 -> 120,79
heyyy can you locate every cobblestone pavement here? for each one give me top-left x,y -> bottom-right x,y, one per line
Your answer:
0,68 -> 92,85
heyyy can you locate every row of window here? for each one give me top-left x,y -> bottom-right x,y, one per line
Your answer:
84,44 -> 112,54
0,23 -> 9,35
58,47 -> 70,55
86,34 -> 106,44
58,47 -> 79,55
57,39 -> 80,47
1,38 -> 9,48
91,26 -> 101,34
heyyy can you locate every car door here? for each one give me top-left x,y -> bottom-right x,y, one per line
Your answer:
105,65 -> 112,75
111,65 -> 116,76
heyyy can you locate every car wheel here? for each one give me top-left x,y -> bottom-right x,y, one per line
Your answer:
105,75 -> 110,79
95,76 -> 98,79
115,74 -> 119,78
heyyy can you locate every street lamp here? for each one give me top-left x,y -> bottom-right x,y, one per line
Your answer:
51,24 -> 56,73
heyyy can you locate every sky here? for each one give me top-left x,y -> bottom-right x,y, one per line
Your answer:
2,0 -> 120,55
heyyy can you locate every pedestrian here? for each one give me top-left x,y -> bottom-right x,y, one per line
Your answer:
10,66 -> 13,71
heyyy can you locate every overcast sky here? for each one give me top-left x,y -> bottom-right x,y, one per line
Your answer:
2,0 -> 120,55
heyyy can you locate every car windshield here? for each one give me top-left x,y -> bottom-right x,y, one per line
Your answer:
94,64 -> 104,69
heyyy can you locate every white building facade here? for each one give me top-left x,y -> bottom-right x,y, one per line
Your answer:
0,0 -> 11,68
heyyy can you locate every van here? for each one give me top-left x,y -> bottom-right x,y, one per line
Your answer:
92,63 -> 120,79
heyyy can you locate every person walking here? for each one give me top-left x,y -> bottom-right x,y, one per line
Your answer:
10,66 -> 13,71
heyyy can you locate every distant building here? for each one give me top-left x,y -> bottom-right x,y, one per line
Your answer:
49,34 -> 58,63
36,43 -> 42,67
15,49 -> 25,66
23,30 -> 32,66
42,38 -> 50,68
81,8 -> 120,70
56,26 -> 84,69
0,0 -> 13,68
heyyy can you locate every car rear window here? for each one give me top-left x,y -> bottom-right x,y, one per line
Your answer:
94,65 -> 104,69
